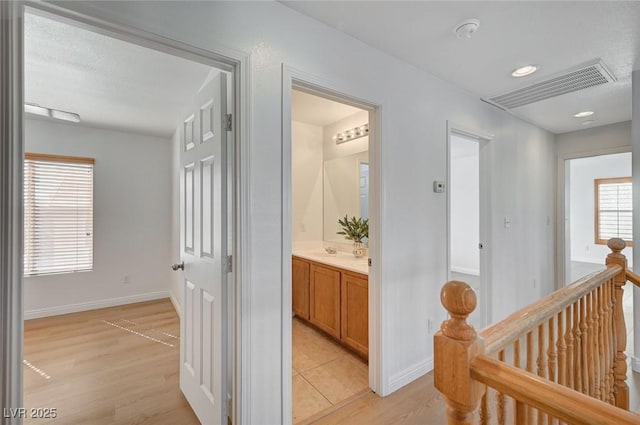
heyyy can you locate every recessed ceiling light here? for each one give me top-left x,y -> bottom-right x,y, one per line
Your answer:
573,111 -> 594,118
581,120 -> 595,126
511,65 -> 538,77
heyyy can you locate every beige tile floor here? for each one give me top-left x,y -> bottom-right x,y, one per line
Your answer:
292,318 -> 369,424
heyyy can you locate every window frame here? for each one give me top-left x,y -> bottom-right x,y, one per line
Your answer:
594,176 -> 632,247
24,152 -> 95,276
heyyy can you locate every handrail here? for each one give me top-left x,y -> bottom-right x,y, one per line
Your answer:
471,355 -> 640,425
435,238 -> 633,423
626,269 -> 640,288
480,266 -> 620,354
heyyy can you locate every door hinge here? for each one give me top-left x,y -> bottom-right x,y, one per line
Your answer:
225,255 -> 233,273
226,396 -> 232,422
368,258 -> 372,267
224,114 -> 232,131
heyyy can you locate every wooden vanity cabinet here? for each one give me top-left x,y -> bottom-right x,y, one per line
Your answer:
309,264 -> 341,339
292,255 -> 368,358
292,257 -> 310,320
341,272 -> 369,357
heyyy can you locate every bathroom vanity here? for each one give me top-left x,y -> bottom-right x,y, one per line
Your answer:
292,251 -> 368,359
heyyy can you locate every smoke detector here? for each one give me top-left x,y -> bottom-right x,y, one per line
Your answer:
454,19 -> 480,39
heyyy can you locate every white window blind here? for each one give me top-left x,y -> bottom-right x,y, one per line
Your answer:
24,153 -> 94,276
595,177 -> 632,245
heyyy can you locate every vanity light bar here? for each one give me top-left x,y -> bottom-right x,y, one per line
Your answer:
334,123 -> 369,144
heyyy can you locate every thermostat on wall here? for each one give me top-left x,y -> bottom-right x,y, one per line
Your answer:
433,181 -> 445,193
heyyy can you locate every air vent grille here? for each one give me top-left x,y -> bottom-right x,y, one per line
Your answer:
486,60 -> 616,110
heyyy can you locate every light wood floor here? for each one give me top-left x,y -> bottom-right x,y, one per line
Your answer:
23,299 -> 199,425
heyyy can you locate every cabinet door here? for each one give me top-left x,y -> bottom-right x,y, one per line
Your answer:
341,272 -> 368,357
309,264 -> 341,338
292,257 -> 310,320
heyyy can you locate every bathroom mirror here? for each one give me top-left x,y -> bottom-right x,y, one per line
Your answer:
323,151 -> 369,243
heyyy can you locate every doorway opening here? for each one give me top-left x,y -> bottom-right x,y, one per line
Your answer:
563,152 -> 633,283
18,6 -> 239,425
562,151 -> 634,371
289,89 -> 371,423
447,128 -> 492,328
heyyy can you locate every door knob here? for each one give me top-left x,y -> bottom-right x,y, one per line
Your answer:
171,261 -> 184,271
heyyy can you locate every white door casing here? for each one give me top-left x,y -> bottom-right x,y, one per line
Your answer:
179,72 -> 228,425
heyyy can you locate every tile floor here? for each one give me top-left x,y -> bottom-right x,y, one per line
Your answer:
292,318 -> 369,424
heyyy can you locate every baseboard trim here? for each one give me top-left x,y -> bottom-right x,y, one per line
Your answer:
388,357 -> 433,394
570,257 -> 604,265
170,292 -> 181,318
450,266 -> 480,276
24,291 -> 170,320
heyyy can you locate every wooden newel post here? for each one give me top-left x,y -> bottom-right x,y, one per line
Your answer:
605,237 -> 629,410
435,281 -> 485,425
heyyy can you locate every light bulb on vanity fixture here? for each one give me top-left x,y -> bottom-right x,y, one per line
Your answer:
335,123 -> 369,145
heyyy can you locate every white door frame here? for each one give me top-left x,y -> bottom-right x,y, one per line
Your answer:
281,65 -> 383,423
0,3 -> 251,424
555,146 -> 632,288
446,122 -> 493,327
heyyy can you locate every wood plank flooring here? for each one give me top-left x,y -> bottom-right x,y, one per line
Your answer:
23,299 -> 199,425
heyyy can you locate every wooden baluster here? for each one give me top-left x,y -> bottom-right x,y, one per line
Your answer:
605,238 -> 629,410
580,296 -> 590,395
573,300 -> 582,393
606,279 -> 616,405
515,401 -> 527,425
547,318 -> 557,425
434,281 -> 486,425
480,390 -> 490,425
597,285 -> 606,401
565,305 -> 574,391
526,331 -> 535,424
548,316 -> 557,383
537,325 -> 546,425
556,310 -> 566,425
607,280 -> 617,405
588,290 -> 600,400
513,340 -> 521,425
498,349 -> 506,425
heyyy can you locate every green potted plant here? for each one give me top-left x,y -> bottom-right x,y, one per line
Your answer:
336,215 -> 369,258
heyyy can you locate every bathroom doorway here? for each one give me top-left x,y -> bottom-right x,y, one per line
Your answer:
289,89 -> 371,423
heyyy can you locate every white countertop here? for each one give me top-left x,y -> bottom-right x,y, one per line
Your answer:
293,249 -> 369,275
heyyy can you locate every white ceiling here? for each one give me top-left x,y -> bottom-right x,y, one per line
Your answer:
283,1 -> 640,134
292,89 -> 364,126
25,12 -> 215,138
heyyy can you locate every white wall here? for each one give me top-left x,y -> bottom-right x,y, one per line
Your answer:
450,134 -> 480,275
556,121 -> 631,155
292,121 -> 324,243
24,118 -> 172,317
569,153 -> 633,265
54,2 -> 556,420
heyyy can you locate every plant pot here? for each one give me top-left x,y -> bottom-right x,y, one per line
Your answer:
352,242 -> 366,258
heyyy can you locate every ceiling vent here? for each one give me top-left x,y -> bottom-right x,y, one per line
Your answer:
485,59 -> 616,110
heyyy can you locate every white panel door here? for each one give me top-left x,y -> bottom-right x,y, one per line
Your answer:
178,72 -> 228,425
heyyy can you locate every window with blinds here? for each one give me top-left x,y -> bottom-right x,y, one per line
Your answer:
24,153 -> 94,276
595,177 -> 632,246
